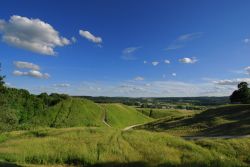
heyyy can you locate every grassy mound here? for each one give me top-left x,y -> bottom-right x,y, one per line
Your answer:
138,105 -> 250,136
101,104 -> 152,128
137,108 -> 196,119
30,98 -> 104,128
0,128 -> 249,167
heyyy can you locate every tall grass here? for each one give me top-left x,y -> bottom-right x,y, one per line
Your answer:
0,127 -> 249,167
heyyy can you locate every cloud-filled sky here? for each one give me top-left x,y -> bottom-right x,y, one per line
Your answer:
1,0 -> 250,97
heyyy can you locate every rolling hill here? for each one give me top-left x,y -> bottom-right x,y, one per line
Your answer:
136,108 -> 196,119
101,103 -> 153,128
30,98 -> 105,128
137,105 -> 250,136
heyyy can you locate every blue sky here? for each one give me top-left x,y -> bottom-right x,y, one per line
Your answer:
1,0 -> 250,97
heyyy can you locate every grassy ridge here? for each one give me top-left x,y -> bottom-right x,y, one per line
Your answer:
101,104 -> 152,128
136,108 -> 196,119
30,98 -> 104,128
0,128 -> 249,167
138,105 -> 250,136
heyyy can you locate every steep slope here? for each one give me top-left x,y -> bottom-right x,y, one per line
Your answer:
30,98 -> 104,128
138,105 -> 250,136
101,103 -> 152,128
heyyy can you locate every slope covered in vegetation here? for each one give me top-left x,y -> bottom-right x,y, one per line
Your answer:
101,104 -> 152,128
0,127 -> 249,167
137,108 -> 196,119
30,98 -> 104,128
138,105 -> 250,136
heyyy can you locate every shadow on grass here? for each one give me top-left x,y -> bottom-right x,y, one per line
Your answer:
0,162 -> 22,167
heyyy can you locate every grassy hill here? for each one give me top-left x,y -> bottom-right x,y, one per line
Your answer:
30,98 -> 104,128
0,127 -> 249,167
138,105 -> 250,136
101,104 -> 152,128
136,108 -> 196,119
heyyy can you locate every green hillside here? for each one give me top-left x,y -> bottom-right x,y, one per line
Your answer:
30,98 -> 104,128
0,127 -> 249,167
101,104 -> 152,128
138,105 -> 250,136
137,108 -> 196,119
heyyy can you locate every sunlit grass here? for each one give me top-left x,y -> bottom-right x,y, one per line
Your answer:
0,127 -> 249,167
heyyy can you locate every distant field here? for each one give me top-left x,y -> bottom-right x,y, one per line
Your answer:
0,127 -> 250,167
101,104 -> 152,128
137,105 -> 250,136
136,108 -> 197,119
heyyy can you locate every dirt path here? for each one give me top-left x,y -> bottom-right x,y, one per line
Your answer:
102,108 -> 111,127
122,124 -> 143,131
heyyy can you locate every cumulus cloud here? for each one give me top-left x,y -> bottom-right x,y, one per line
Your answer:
244,38 -> 250,44
166,32 -> 203,50
213,78 -> 250,85
152,61 -> 159,66
0,15 -> 70,55
245,66 -> 250,75
121,46 -> 141,60
13,70 -> 50,79
164,60 -> 170,64
179,57 -> 197,64
53,83 -> 71,87
14,61 -> 40,70
134,76 -> 144,81
79,29 -> 102,43
172,73 -> 177,76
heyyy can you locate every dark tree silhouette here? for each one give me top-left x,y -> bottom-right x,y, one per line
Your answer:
230,82 -> 250,104
0,63 -> 5,88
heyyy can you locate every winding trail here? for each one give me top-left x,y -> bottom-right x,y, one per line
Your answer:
102,108 -> 111,127
123,124 -> 143,131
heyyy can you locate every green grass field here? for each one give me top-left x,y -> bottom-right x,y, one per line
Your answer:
101,104 -> 152,128
138,104 -> 250,136
0,127 -> 250,167
136,108 -> 196,119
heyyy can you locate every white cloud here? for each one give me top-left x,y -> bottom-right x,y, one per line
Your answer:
53,83 -> 71,87
71,37 -> 77,43
143,60 -> 147,64
79,29 -> 102,43
121,47 -> 141,60
152,61 -> 159,66
13,70 -> 50,79
29,80 -> 236,97
177,32 -> 203,42
244,38 -> 250,44
172,73 -> 177,76
213,78 -> 250,85
0,15 -> 70,55
166,32 -> 203,50
164,59 -> 170,64
14,61 -> 40,70
179,57 -> 197,64
134,76 -> 144,81
245,66 -> 250,75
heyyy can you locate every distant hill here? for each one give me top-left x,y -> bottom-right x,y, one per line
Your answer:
101,103 -> 152,128
138,105 -> 250,136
